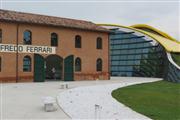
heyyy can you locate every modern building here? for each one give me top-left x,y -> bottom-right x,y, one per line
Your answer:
100,24 -> 180,82
0,9 -> 110,83
0,9 -> 179,83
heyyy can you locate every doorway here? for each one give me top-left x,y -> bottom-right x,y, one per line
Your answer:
45,55 -> 63,81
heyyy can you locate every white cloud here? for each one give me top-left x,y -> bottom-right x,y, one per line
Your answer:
148,11 -> 179,40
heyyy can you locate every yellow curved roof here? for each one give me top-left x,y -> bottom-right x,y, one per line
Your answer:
98,24 -> 180,53
130,24 -> 177,42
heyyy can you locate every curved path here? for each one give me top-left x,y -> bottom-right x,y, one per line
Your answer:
57,77 -> 161,119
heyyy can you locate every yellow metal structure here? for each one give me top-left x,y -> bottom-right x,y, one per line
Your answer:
98,24 -> 180,53
131,24 -> 177,42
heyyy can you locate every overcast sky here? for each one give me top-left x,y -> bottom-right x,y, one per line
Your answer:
0,0 -> 179,40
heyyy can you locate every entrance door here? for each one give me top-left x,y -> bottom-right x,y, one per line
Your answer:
34,54 -> 45,82
64,55 -> 74,81
45,55 -> 63,81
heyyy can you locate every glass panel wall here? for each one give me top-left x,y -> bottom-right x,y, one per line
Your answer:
110,29 -> 166,77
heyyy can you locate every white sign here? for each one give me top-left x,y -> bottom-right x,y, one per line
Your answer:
0,44 -> 56,54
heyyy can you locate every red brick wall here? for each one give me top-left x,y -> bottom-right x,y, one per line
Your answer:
0,21 -> 110,83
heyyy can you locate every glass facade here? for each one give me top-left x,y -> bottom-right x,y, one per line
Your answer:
110,29 -> 166,77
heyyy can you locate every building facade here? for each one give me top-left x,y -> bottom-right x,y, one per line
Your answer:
0,9 -> 110,83
0,9 -> 179,83
100,24 -> 180,82
109,27 -> 166,77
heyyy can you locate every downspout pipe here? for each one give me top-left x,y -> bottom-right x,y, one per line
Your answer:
16,24 -> 19,83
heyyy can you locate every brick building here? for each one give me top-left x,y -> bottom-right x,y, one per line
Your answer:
0,9 -> 110,82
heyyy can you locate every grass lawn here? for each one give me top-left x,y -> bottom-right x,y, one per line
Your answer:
112,80 -> 180,120
171,53 -> 180,66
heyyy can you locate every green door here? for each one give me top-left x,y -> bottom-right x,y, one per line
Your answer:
64,55 -> 74,81
34,54 -> 45,82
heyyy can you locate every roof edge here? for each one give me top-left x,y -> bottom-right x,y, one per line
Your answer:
98,23 -> 180,53
130,24 -> 179,43
0,9 -> 110,33
0,19 -> 110,33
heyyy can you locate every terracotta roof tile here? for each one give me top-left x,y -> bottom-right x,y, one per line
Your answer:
0,9 -> 109,33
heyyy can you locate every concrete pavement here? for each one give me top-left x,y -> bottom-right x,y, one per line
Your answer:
0,77 -> 161,119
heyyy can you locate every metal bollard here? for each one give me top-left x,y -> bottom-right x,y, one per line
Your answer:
60,84 -> 65,89
65,84 -> 68,89
95,104 -> 102,119
60,83 -> 69,89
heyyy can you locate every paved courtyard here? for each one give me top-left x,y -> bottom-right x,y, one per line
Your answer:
57,77 -> 161,119
0,77 -> 161,119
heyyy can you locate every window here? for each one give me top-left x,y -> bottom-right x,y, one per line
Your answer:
75,35 -> 81,48
97,37 -> 102,49
75,57 -> 81,71
96,58 -> 102,71
23,30 -> 32,45
0,57 -> 1,72
23,56 -> 31,72
51,33 -> 58,46
0,29 -> 2,43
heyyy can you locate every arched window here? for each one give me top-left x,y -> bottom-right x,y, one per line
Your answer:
0,29 -> 2,43
96,58 -> 102,71
0,57 -> 1,72
75,35 -> 81,48
23,56 -> 31,72
97,37 -> 102,49
51,33 -> 58,46
23,30 -> 32,45
75,57 -> 81,71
